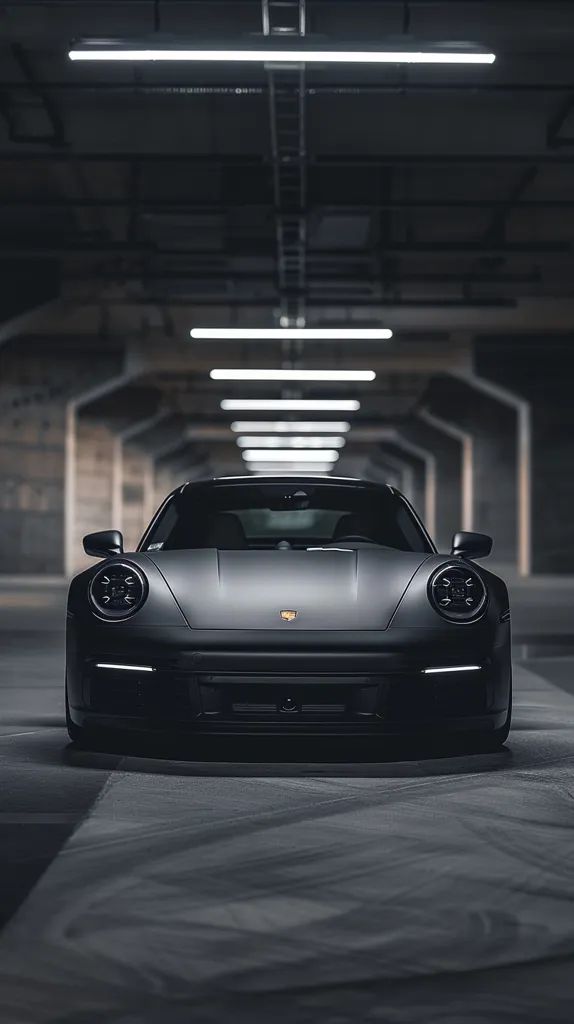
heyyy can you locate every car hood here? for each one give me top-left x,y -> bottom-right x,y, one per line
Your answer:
145,548 -> 431,630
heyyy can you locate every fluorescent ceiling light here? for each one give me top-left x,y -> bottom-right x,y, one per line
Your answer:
210,368 -> 375,382
422,665 -> 481,675
248,464 -> 334,474
70,48 -> 495,66
193,327 -> 392,340
243,449 -> 339,462
221,399 -> 360,411
230,420 -> 351,433
95,662 -> 155,673
236,436 -> 346,449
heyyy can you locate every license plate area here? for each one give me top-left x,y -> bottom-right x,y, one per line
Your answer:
197,676 -> 379,719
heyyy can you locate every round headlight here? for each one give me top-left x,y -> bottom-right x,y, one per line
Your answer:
88,562 -> 148,620
428,563 -> 487,623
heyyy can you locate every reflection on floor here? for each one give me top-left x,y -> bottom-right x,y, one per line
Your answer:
0,579 -> 573,1023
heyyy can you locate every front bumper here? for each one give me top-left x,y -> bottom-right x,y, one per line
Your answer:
66,623 -> 511,737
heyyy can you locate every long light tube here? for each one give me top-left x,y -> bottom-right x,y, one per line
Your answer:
422,665 -> 481,675
193,327 -> 391,340
210,368 -> 375,382
70,48 -> 495,66
96,662 -> 156,672
236,436 -> 346,449
221,399 -> 360,411
243,449 -> 340,462
230,420 -> 351,433
248,464 -> 335,474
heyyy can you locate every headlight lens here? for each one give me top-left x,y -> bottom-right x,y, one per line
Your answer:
428,563 -> 487,622
89,562 -> 148,620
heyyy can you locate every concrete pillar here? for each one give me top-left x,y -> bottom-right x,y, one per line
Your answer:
116,413 -> 171,551
67,381 -> 171,572
378,440 -> 428,528
382,435 -> 437,540
363,458 -> 402,489
72,417 -> 122,574
155,443 -> 208,493
419,410 -> 474,533
475,336 -> 574,574
0,337 -> 124,574
397,419 -> 462,553
121,445 -> 155,552
153,463 -> 179,511
424,374 -> 519,569
123,420 -> 206,511
65,373 -> 145,576
387,458 -> 415,505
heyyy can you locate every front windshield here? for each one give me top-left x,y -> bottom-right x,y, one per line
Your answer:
142,482 -> 432,553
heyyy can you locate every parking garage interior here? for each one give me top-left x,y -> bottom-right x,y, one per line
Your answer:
2,2 -> 574,1021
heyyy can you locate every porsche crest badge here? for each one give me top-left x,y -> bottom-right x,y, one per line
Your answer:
280,609 -> 298,622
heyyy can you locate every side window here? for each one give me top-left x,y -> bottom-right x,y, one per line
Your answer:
144,500 -> 178,550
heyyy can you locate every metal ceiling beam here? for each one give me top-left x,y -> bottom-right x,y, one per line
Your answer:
0,152 -> 265,163
483,91 -> 574,245
546,93 -> 574,147
1,81 -> 574,95
10,43 -> 67,146
4,151 -> 574,165
0,44 -> 68,146
64,270 -> 542,284
1,241 -> 568,256
3,197 -> 574,209
263,0 -> 307,326
105,297 -> 519,308
315,154 -> 574,166
7,0 -> 574,5
484,164 -> 539,241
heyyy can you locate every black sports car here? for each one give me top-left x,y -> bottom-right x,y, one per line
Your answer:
66,476 -> 511,749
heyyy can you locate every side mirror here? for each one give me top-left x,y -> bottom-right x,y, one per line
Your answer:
451,530 -> 493,560
83,530 -> 124,559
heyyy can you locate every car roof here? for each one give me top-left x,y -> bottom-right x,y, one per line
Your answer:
180,475 -> 395,493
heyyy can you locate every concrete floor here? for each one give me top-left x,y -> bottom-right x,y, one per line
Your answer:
1,580 -> 574,1023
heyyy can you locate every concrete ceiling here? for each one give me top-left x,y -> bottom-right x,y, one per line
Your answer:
1,0 -> 573,475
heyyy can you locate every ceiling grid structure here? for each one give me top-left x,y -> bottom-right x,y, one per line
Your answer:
262,0 -> 308,347
0,1 -> 572,514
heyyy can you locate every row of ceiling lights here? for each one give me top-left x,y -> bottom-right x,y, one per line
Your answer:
228,400 -> 361,473
68,29 -> 495,464
212,367 -> 372,471
198,329 -> 380,474
231,422 -> 351,471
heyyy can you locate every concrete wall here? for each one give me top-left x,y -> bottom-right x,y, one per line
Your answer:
425,376 -> 517,567
0,338 -> 123,574
122,445 -> 154,553
398,420 -> 461,553
1,330 -> 572,579
73,418 -> 120,574
0,396 -> 65,574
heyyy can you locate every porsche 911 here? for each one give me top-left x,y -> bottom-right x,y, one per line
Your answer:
66,476 -> 511,750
